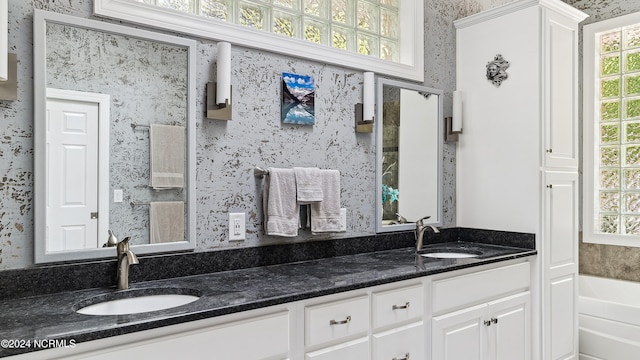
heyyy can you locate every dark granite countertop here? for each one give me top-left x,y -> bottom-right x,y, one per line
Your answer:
0,229 -> 535,358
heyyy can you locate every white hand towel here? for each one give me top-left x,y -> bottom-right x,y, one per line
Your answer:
150,124 -> 185,190
150,201 -> 185,243
263,168 -> 299,237
294,167 -> 323,203
311,170 -> 342,233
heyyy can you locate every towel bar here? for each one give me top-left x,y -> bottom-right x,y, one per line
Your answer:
131,123 -> 150,130
130,201 -> 187,207
130,201 -> 150,206
254,167 -> 269,178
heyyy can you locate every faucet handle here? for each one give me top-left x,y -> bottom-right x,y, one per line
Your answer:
396,213 -> 408,224
416,215 -> 431,225
106,230 -> 118,247
116,236 -> 132,252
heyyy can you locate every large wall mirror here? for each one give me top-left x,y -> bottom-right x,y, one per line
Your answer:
34,10 -> 197,263
375,78 -> 443,233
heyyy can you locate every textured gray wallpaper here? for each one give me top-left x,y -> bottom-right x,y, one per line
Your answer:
0,0 -> 458,270
2,0 -> 635,273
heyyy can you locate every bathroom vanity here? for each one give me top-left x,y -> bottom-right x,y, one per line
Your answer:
0,229 -> 535,360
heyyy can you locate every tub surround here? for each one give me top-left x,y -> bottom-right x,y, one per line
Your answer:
0,228 -> 535,358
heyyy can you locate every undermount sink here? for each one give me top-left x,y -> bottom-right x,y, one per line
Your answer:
76,288 -> 200,316
418,246 -> 483,259
420,252 -> 480,259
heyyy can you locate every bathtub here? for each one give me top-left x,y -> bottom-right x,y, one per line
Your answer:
579,275 -> 640,360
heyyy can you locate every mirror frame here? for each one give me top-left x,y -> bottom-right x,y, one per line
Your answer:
33,9 -> 197,263
375,78 -> 444,233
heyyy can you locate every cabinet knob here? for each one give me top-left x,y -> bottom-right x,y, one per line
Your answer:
484,320 -> 492,327
491,317 -> 498,324
392,353 -> 410,360
546,148 -> 553,153
329,315 -> 351,326
392,302 -> 410,310
546,184 -> 553,189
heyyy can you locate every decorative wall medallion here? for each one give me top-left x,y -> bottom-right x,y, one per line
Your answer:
486,54 -> 510,87
281,72 -> 315,125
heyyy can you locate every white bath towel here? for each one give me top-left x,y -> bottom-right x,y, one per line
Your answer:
311,169 -> 342,233
150,201 -> 185,243
150,124 -> 185,190
294,167 -> 323,203
264,168 -> 299,237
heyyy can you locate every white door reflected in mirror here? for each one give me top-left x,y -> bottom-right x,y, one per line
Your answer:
46,90 -> 110,251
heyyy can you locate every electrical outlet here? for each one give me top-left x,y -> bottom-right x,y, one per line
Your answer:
114,189 -> 123,203
229,213 -> 245,241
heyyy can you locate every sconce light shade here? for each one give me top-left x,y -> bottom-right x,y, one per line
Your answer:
206,41 -> 232,120
355,71 -> 375,133
216,42 -> 231,106
446,90 -> 463,142
452,90 -> 462,132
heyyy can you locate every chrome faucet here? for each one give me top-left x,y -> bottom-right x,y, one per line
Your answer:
116,237 -> 139,290
415,216 -> 440,251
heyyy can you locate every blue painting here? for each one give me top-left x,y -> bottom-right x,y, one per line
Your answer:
282,72 -> 315,125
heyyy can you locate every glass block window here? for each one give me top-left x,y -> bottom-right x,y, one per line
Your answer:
595,23 -> 640,237
133,0 -> 401,62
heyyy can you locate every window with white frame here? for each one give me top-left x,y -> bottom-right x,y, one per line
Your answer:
94,0 -> 423,81
584,12 -> 640,247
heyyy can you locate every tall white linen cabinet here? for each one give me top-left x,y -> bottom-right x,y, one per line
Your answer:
454,1 -> 588,360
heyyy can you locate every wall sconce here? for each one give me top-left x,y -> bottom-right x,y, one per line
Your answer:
446,90 -> 463,142
206,42 -> 232,120
0,0 -> 17,101
355,71 -> 375,133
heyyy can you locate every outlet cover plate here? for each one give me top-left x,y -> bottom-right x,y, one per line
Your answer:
229,212 -> 246,241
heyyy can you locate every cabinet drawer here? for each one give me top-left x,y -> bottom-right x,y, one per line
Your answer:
372,284 -> 423,329
305,295 -> 370,347
305,337 -> 369,360
372,322 -> 424,360
432,262 -> 530,314
79,311 -> 289,360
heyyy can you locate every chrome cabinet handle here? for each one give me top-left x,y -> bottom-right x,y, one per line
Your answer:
392,302 -> 410,310
392,353 -> 410,360
484,318 -> 499,326
329,315 -> 351,326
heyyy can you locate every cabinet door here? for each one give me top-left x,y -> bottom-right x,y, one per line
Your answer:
544,171 -> 579,360
543,10 -> 580,169
432,303 -> 488,360
488,292 -> 531,360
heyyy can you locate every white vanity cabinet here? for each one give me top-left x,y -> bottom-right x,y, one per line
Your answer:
431,262 -> 531,360
454,1 -> 587,359
303,281 -> 425,360
13,262 -> 542,360
16,307 -> 291,360
371,285 -> 425,360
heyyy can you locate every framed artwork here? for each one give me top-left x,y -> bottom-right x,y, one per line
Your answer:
281,72 -> 315,125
